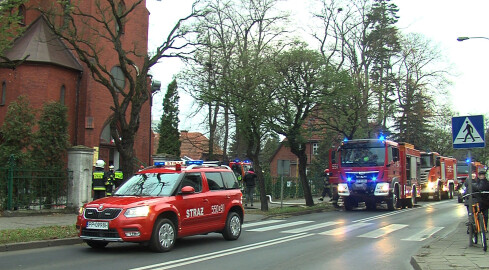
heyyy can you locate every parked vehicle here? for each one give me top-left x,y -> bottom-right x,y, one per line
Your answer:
419,152 -> 457,200
329,138 -> 421,211
76,160 -> 244,252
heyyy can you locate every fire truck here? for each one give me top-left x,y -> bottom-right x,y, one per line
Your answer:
229,159 -> 253,181
419,152 -> 457,201
457,161 -> 485,203
329,138 -> 421,211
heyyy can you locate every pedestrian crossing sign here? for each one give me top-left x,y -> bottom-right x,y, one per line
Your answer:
452,115 -> 485,149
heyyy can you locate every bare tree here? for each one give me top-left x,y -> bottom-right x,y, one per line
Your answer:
40,0 -> 203,178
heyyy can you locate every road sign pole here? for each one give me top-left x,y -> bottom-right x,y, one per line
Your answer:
468,150 -> 473,246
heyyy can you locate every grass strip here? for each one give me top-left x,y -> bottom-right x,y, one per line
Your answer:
0,225 -> 78,245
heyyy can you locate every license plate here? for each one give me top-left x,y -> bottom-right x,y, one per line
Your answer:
86,221 -> 109,230
356,179 -> 367,184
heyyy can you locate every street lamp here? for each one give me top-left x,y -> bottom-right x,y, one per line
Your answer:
457,36 -> 489,42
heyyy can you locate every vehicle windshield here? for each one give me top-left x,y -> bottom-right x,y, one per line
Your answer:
457,164 -> 469,174
420,155 -> 433,168
114,173 -> 180,196
340,147 -> 385,167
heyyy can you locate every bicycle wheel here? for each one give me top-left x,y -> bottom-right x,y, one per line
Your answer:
471,222 -> 478,245
478,214 -> 487,251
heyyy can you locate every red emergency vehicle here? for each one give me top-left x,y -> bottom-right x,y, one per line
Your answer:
76,160 -> 243,252
329,138 -> 421,211
457,161 -> 485,203
419,152 -> 457,200
229,159 -> 253,181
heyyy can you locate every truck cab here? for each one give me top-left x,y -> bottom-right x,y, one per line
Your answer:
329,138 -> 420,211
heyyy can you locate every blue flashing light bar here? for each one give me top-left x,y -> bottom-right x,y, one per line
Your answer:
343,138 -> 348,142
154,160 -> 204,167
186,160 -> 204,165
378,135 -> 386,141
347,177 -> 352,182
372,176 -> 377,181
466,158 -> 471,163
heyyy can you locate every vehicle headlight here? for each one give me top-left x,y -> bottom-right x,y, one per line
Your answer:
78,206 -> 85,216
338,183 -> 350,196
460,186 -> 466,195
428,182 -> 436,190
374,183 -> 390,195
124,206 -> 150,218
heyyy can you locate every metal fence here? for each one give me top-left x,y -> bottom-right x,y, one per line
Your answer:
0,165 -> 72,211
249,175 -> 324,200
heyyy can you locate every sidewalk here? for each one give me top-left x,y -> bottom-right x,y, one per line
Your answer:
411,221 -> 489,270
1,198 -> 486,270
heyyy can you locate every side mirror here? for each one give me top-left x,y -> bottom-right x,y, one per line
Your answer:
181,186 -> 195,194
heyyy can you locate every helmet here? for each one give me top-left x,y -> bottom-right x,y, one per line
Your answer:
109,165 -> 114,170
95,160 -> 105,168
479,170 -> 486,175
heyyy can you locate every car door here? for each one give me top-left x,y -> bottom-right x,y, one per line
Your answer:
204,171 -> 228,227
177,172 -> 212,234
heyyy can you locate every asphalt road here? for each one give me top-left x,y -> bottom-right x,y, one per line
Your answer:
0,199 -> 465,270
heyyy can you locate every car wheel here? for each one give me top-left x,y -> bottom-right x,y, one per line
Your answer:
149,218 -> 176,252
85,240 -> 108,249
222,212 -> 242,240
343,197 -> 355,211
387,186 -> 399,211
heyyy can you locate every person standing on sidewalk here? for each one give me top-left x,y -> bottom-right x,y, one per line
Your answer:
92,160 -> 109,200
243,168 -> 257,207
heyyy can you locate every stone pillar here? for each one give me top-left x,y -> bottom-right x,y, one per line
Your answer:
67,146 -> 94,211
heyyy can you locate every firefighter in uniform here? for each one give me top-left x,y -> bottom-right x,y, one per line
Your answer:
92,160 -> 109,200
114,168 -> 124,188
105,165 -> 116,196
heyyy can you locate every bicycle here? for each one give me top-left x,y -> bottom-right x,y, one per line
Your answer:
462,191 -> 489,251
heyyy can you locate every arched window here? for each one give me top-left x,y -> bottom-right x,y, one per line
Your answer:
18,5 -> 26,25
115,1 -> 125,34
1,81 -> 6,106
110,66 -> 125,91
60,85 -> 66,105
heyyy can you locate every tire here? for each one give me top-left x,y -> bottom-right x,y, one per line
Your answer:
222,212 -> 242,240
387,186 -> 400,211
458,195 -> 463,203
434,186 -> 442,201
85,240 -> 108,249
471,222 -> 478,245
365,201 -> 376,211
448,185 -> 454,199
343,197 -> 355,211
149,218 -> 176,252
478,213 -> 487,251
420,194 -> 428,201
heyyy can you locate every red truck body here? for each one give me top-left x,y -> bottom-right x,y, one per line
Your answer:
329,138 -> 421,211
419,152 -> 457,200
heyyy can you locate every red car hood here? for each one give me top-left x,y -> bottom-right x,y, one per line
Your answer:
84,196 -> 169,209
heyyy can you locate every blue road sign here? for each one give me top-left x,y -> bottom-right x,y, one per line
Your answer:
452,115 -> 485,149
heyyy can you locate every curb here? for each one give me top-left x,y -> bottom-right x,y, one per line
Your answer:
0,238 -> 83,252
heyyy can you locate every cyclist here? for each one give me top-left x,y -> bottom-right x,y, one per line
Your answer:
476,170 -> 489,227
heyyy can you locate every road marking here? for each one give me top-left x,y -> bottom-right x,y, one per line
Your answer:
402,227 -> 444,241
129,233 -> 312,270
247,220 -> 313,232
320,222 -> 372,236
242,219 -> 284,228
358,224 -> 408,238
281,221 -> 342,234
353,208 -> 415,223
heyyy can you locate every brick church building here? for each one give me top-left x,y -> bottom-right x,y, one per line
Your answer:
0,1 -> 152,170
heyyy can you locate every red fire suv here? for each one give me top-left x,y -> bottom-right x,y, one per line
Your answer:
76,160 -> 244,252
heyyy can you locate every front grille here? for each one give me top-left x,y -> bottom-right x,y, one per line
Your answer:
81,228 -> 120,238
84,208 -> 122,220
